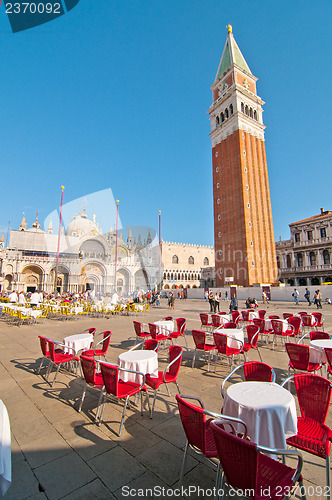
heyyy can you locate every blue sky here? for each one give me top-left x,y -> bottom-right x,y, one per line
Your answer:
0,0 -> 331,246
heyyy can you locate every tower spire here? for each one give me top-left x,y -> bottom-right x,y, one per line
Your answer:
19,212 -> 27,231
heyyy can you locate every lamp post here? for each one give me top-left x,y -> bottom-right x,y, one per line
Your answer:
54,185 -> 64,294
114,199 -> 119,292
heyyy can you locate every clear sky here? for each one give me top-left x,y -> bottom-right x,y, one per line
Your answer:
0,0 -> 331,246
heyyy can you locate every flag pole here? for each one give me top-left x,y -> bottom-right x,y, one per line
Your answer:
159,210 -> 162,291
54,185 -> 65,294
114,199 -> 119,292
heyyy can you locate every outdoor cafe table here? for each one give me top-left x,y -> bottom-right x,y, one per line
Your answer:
118,350 -> 158,384
63,333 -> 94,354
213,327 -> 244,349
0,400 -> 11,496
216,314 -> 231,325
223,381 -> 297,450
309,339 -> 332,375
265,318 -> 290,331
154,320 -> 174,335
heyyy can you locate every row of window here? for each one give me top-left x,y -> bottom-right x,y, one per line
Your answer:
294,228 -> 327,242
164,272 -> 201,281
240,102 -> 258,120
281,250 -> 331,268
171,255 -> 209,265
215,104 -> 234,127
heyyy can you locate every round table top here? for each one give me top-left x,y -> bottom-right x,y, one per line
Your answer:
226,381 -> 293,410
310,339 -> 332,349
118,350 -> 157,363
64,333 -> 93,342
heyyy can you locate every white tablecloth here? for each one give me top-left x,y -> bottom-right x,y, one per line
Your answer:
309,339 -> 332,364
223,381 -> 297,450
265,319 -> 289,331
63,333 -> 94,354
216,314 -> 231,325
214,328 -> 244,349
248,311 -> 259,321
118,350 -> 158,383
154,320 -> 174,335
0,400 -> 11,496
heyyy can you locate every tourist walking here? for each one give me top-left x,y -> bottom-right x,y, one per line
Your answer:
214,292 -> 220,313
314,289 -> 322,309
304,288 -> 311,306
292,288 -> 299,305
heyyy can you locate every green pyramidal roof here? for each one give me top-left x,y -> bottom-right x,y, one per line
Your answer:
215,31 -> 251,81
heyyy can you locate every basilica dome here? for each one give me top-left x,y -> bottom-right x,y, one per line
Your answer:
66,211 -> 100,237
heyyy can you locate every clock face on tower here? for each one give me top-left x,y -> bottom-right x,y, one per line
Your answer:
218,82 -> 229,97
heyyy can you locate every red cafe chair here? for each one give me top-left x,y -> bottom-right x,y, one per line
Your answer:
231,310 -> 240,325
287,316 -> 302,338
83,331 -> 111,361
301,314 -> 315,335
98,362 -> 151,436
213,332 -> 244,372
221,361 -> 276,398
283,313 -> 293,320
47,339 -> 80,387
211,314 -> 222,329
282,373 -> 332,497
271,319 -> 295,349
133,321 -> 150,344
312,312 -> 324,330
222,322 -> 237,329
285,342 -> 322,376
37,336 -> 62,376
168,317 -> 187,347
258,309 -> 266,319
210,420 -> 305,500
253,318 -> 273,345
192,330 -> 216,372
238,310 -> 250,325
78,355 -> 104,421
240,325 -> 262,361
148,322 -> 170,346
145,345 -> 183,418
199,313 -> 213,332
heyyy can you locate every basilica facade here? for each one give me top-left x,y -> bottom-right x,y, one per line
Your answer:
0,211 -> 159,294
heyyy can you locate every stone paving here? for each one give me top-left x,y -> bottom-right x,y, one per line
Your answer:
1,298 -> 332,500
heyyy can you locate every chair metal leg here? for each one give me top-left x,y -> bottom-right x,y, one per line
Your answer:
51,364 -> 61,387
37,358 -> 44,374
145,390 -> 151,417
95,388 -> 104,422
118,396 -> 129,436
179,441 -> 188,488
98,394 -> 107,426
150,390 -> 158,418
257,347 -> 262,362
78,385 -> 87,412
165,383 -> 171,397
192,349 -> 196,368
175,381 -> 180,394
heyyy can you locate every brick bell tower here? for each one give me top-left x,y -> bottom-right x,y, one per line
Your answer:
208,25 -> 278,287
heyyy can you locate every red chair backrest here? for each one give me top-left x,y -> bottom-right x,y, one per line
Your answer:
176,394 -> 209,454
219,311 -> 227,315
168,345 -> 182,378
231,311 -> 240,323
301,315 -> 313,327
47,340 -> 57,362
192,330 -> 206,349
287,316 -> 301,334
285,343 -> 310,370
134,321 -> 143,337
246,325 -> 260,347
309,331 -> 330,341
148,323 -> 158,340
145,339 -> 159,351
293,373 -> 332,423
312,312 -> 323,326
164,316 -> 173,321
199,313 -> 209,326
258,310 -> 266,319
253,318 -> 265,332
176,317 -> 186,334
271,319 -> 283,335
80,355 -> 97,385
210,422 -> 258,492
283,313 -> 293,320
241,311 -> 250,321
101,331 -> 111,354
39,336 -> 49,356
100,362 -> 118,396
298,312 -> 308,316
89,327 -> 96,337
268,315 -> 280,320
211,314 -> 221,328
243,361 -> 274,382
223,322 -> 237,329
213,332 -> 227,354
